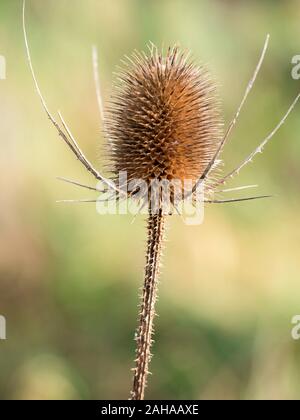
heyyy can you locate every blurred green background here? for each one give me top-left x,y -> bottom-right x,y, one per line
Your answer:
1,0 -> 300,400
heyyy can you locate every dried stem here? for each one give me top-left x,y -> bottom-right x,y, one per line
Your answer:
130,207 -> 166,400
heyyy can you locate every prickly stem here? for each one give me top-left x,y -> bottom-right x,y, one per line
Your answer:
130,208 -> 166,400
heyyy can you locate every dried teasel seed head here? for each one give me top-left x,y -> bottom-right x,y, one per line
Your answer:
106,45 -> 223,192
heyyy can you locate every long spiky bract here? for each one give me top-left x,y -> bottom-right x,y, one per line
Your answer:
23,0 -> 300,399
92,45 -> 105,125
22,0 -> 125,198
188,34 -> 270,197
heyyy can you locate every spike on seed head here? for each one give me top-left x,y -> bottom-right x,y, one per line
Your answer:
106,45 -> 223,189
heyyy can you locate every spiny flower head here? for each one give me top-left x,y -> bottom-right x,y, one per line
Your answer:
106,45 -> 223,192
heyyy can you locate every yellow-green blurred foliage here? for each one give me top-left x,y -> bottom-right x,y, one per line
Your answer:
1,0 -> 300,400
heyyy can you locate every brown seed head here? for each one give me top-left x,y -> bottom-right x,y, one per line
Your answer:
106,45 -> 223,189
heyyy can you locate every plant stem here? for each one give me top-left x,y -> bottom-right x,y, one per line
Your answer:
130,207 -> 166,400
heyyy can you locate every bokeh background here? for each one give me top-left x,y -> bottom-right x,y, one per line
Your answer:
1,0 -> 300,400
